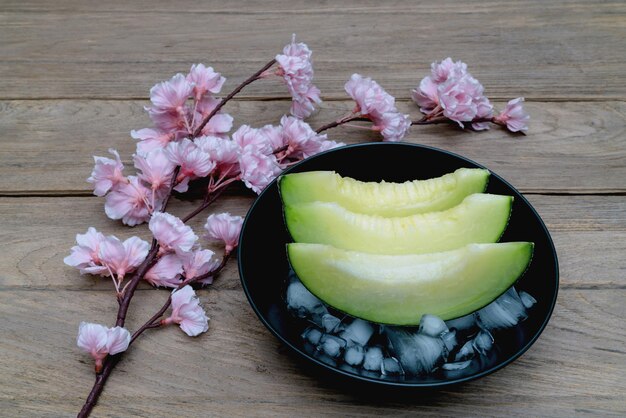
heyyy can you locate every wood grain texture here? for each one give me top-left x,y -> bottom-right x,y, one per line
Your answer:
1,195 -> 625,290
2,0 -> 625,416
0,288 -> 624,417
1,100 -> 625,195
0,0 -> 625,100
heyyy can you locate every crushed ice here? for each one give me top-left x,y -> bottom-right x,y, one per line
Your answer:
286,276 -> 537,377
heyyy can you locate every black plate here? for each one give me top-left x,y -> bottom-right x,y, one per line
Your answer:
238,142 -> 559,388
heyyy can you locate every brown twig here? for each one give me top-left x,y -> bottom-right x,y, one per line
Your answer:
181,185 -> 230,223
192,58 -> 277,137
315,115 -> 368,133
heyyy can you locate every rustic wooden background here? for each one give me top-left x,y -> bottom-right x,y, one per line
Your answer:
1,0 -> 625,416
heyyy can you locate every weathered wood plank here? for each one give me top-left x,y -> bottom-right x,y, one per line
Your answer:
1,100 -> 625,195
0,195 -> 624,290
0,1 -> 624,99
0,288 -> 624,417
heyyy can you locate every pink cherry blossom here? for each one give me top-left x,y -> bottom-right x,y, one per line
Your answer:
494,97 -> 529,132
193,96 -> 233,138
77,322 -> 108,372
64,227 -> 108,275
105,326 -> 131,355
375,112 -> 412,142
343,74 -> 410,141
98,236 -> 149,279
275,35 -> 321,118
163,286 -> 209,337
146,74 -> 194,133
411,76 -> 439,114
149,212 -> 198,255
430,57 -> 468,83
438,74 -> 486,126
133,149 -> 176,192
104,176 -> 153,226
148,73 -> 194,113
77,322 -> 130,372
260,124 -> 285,151
194,135 -> 240,176
280,115 -> 328,159
181,249 -> 220,284
411,58 -> 469,112
472,96 -> 494,131
344,74 -> 396,118
204,212 -> 244,252
289,84 -> 321,119
87,149 -> 125,197
131,128 -> 176,154
238,152 -> 281,194
165,139 -> 216,192
412,58 -> 494,130
232,125 -> 273,155
144,253 -> 183,288
187,64 -> 225,100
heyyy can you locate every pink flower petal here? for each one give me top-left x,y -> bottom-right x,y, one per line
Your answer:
204,213 -> 244,252
105,327 -> 131,355
144,253 -> 184,288
149,212 -> 198,255
87,149 -> 125,197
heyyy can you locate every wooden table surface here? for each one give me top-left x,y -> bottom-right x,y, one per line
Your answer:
1,1 -> 625,416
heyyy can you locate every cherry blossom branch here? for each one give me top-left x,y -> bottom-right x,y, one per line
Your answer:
181,184 -> 230,223
192,58 -> 277,137
315,115 -> 368,133
78,178 -> 235,417
78,60 -> 277,417
129,251 -> 232,345
411,116 -> 525,134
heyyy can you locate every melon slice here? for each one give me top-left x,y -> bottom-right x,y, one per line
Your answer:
284,193 -> 512,255
279,168 -> 489,217
287,242 -> 533,325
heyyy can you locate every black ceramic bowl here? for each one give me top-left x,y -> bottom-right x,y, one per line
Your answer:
238,143 -> 558,387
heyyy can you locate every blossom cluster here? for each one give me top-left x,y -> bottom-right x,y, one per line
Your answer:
344,74 -> 412,141
69,210 -> 243,365
412,58 -> 529,132
274,34 -> 322,118
77,322 -> 130,372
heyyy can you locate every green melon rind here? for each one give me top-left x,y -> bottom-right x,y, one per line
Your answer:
278,168 -> 490,217
287,242 -> 534,325
284,193 -> 513,255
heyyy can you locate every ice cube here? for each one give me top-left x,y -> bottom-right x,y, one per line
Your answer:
381,357 -> 404,375
319,334 -> 347,358
445,313 -> 477,331
418,314 -> 448,337
385,328 -> 445,375
454,340 -> 475,362
301,327 -> 323,346
440,329 -> 457,357
321,314 -> 341,333
442,359 -> 472,371
344,345 -> 365,366
286,281 -> 328,320
519,291 -> 537,309
477,288 -> 527,331
340,319 -> 375,346
363,346 -> 384,371
473,330 -> 494,355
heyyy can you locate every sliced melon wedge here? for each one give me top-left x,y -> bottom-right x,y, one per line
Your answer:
279,168 -> 489,217
285,193 -> 512,255
287,242 -> 533,325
